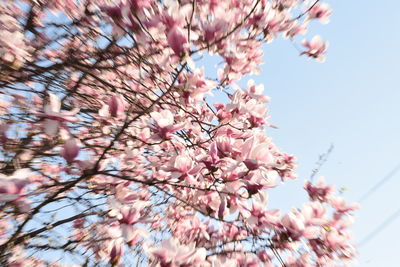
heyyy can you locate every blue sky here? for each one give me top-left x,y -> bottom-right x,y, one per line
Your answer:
252,0 -> 400,266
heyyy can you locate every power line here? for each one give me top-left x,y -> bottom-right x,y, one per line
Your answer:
358,162 -> 400,203
356,163 -> 400,247
358,207 -> 400,247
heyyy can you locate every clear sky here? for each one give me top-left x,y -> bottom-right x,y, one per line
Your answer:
249,0 -> 400,266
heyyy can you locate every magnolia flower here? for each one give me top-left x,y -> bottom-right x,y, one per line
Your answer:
150,110 -> 183,140
41,93 -> 79,136
281,208 -> 306,239
301,36 -> 329,62
109,238 -> 124,265
167,26 -> 188,56
242,137 -> 274,170
245,169 -> 278,194
0,169 -> 30,202
61,138 -> 80,164
0,14 -> 31,70
118,206 -> 141,225
285,23 -> 308,39
146,238 -> 206,266
108,94 -> 126,118
330,197 -> 359,213
245,79 -> 270,102
202,18 -> 227,42
244,99 -> 269,127
164,155 -> 202,183
247,191 -> 269,225
308,3 -> 332,24
183,67 -> 216,102
304,177 -> 335,202
324,228 -> 348,250
121,225 -> 148,246
302,202 -> 327,226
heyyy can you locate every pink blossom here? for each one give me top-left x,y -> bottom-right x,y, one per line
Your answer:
304,177 -> 335,202
61,138 -> 80,164
0,1 -> 358,265
330,197 -> 359,213
302,202 -> 327,226
150,110 -> 183,139
108,94 -> 126,118
41,93 -> 79,136
242,137 -> 274,170
0,13 -> 31,69
181,67 -> 216,102
245,80 -> 270,102
308,3 -> 332,24
167,26 -> 188,56
164,155 -> 202,183
301,36 -> 329,62
109,239 -> 124,265
202,18 -> 228,43
0,169 -> 30,208
285,23 -> 308,39
281,209 -> 306,239
146,238 -> 206,266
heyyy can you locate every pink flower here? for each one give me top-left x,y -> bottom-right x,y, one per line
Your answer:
167,26 -> 188,56
245,80 -> 270,102
330,197 -> 359,213
308,3 -> 332,24
0,13 -> 30,69
41,93 -> 79,136
242,137 -> 274,170
247,191 -> 269,225
301,36 -> 329,62
109,239 -> 124,265
281,209 -> 306,239
304,177 -> 334,202
118,207 -> 141,225
165,155 -> 202,182
61,138 -> 80,164
121,225 -> 148,246
285,23 -> 308,39
173,155 -> 194,174
0,169 -> 30,208
130,0 -> 153,10
181,68 -> 216,102
302,202 -> 327,226
245,169 -> 278,194
146,238 -> 206,266
150,110 -> 183,140
202,18 -> 227,42
108,94 -> 126,118
323,228 -> 352,251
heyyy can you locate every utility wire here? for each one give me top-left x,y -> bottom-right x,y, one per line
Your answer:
358,207 -> 400,247
357,162 -> 400,247
358,162 -> 400,203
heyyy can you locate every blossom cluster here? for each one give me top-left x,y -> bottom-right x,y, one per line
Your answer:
0,0 -> 356,266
